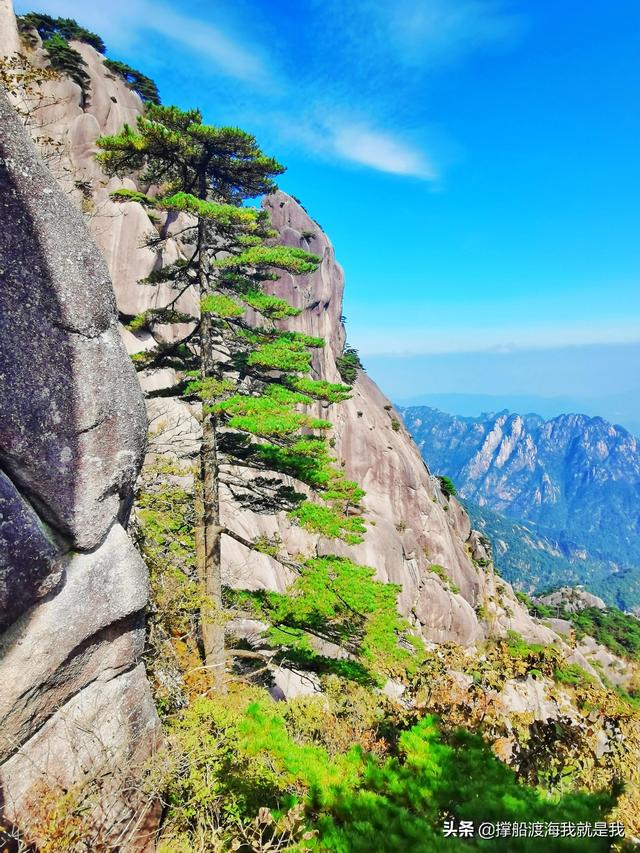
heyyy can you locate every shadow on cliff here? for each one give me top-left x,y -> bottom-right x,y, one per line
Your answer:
0,84 -> 144,635
0,133 -> 74,634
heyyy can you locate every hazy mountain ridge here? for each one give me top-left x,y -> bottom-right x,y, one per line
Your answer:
400,405 -> 640,607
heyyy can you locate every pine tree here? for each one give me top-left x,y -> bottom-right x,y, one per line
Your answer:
97,106 -> 364,691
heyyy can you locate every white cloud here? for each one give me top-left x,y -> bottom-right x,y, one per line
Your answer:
13,0 -> 509,180
141,6 -> 272,88
330,123 -> 436,179
313,0 -> 523,69
14,0 -> 272,86
264,112 -> 438,180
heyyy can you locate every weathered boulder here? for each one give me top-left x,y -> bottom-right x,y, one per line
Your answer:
537,586 -> 607,613
0,41 -> 158,848
0,88 -> 147,551
0,471 -> 64,630
0,666 -> 161,851
0,524 -> 148,759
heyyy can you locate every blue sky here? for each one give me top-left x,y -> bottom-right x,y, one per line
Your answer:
16,0 -> 640,415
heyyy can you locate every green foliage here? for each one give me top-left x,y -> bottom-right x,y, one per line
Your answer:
569,607 -> 640,661
18,12 -> 106,52
428,564 -> 460,595
161,695 -> 616,852
390,418 -> 401,432
555,663 -> 598,688
41,33 -> 89,93
438,475 -> 457,499
109,188 -> 155,206
243,555 -> 418,680
103,58 -> 160,103
336,345 -> 363,384
160,192 -> 264,228
97,104 -> 285,201
183,376 -> 235,403
137,483 -> 201,710
287,377 -> 351,403
214,386 -> 330,436
251,535 -> 281,558
247,335 -> 313,373
200,293 -> 244,318
242,289 -> 300,319
126,308 -> 194,333
504,629 -> 546,658
289,501 -> 366,544
215,245 -> 319,275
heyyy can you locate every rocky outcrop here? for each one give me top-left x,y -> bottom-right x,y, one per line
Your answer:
0,0 -> 19,56
537,586 -> 607,614
0,63 -> 157,853
216,193 -> 550,647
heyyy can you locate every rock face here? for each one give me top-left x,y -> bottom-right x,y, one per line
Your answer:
0,0 -> 19,56
537,586 -> 607,614
18,31 -> 545,649
2,14 -> 545,650
0,11 -> 553,841
215,194 -> 550,647
0,67 -> 157,853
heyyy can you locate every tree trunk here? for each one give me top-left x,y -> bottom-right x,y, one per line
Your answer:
195,217 -> 227,693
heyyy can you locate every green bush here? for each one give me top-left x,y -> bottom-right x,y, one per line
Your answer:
160,697 -> 615,852
569,607 -> 640,661
18,12 -> 106,52
555,663 -> 597,688
336,345 -> 363,384
438,475 -> 457,499
104,59 -> 161,104
42,33 -> 90,93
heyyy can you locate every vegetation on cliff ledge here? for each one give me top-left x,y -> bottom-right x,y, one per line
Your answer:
18,12 -> 160,102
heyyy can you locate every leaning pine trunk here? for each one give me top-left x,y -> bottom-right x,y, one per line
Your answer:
196,218 -> 227,693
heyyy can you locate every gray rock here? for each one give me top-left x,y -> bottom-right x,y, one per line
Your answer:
0,88 -> 147,553
0,470 -> 64,631
545,617 -> 573,636
0,665 -> 161,852
0,35 -> 158,846
0,0 -> 20,57
0,523 -> 148,760
536,586 -> 607,613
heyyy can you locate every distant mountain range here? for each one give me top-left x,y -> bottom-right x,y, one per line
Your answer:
400,406 -> 640,609
396,393 -> 640,438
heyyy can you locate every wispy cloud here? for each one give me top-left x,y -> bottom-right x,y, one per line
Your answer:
138,6 -> 273,88
14,0 -> 274,86
309,0 -> 523,71
14,0 -> 521,179
269,112 -> 437,180
329,122 -> 437,179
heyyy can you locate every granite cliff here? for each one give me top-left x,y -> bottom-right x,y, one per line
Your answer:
0,25 -> 160,853
0,11 -> 545,650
